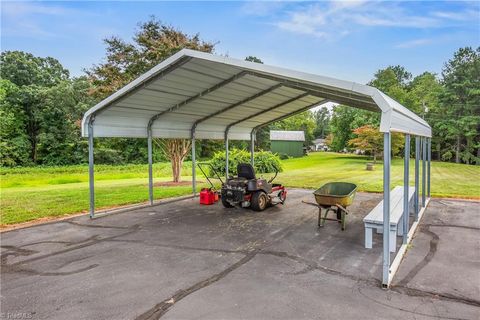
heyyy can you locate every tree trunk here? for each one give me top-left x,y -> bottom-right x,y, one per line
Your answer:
455,135 -> 461,163
373,151 -> 377,164
28,120 -> 39,163
155,138 -> 191,183
171,153 -> 183,183
437,142 -> 441,161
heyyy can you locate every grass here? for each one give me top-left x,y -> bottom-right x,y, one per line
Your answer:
1,152 -> 479,226
278,153 -> 480,198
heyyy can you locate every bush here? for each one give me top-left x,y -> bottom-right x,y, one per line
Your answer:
254,150 -> 283,173
277,153 -> 290,160
209,149 -> 282,176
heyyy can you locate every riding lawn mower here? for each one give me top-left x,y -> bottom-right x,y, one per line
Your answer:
197,163 -> 287,212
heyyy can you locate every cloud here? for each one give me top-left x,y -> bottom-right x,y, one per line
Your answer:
1,2 -> 73,38
395,38 -> 433,49
431,9 -> 479,21
2,1 -> 72,17
241,1 -> 288,17
270,1 -> 479,39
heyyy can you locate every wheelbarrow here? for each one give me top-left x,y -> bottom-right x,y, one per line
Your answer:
302,182 -> 357,231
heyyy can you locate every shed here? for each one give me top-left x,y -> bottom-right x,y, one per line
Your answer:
270,130 -> 305,157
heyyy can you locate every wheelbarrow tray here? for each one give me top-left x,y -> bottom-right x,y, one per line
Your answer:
313,182 -> 357,207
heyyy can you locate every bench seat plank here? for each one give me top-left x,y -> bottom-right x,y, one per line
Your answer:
363,186 -> 415,252
363,186 -> 414,224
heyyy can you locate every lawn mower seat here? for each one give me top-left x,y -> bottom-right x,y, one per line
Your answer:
237,163 -> 256,180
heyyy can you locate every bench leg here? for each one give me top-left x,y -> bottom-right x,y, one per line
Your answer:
390,229 -> 397,252
365,227 -> 373,249
398,217 -> 403,235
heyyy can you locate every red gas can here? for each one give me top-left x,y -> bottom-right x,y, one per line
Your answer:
200,188 -> 218,205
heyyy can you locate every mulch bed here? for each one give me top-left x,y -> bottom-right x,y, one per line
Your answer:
153,180 -> 203,187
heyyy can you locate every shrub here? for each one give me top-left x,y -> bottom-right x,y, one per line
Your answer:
254,150 -> 283,173
209,149 -> 282,176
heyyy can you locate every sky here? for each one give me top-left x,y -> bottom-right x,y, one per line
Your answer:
1,1 -> 479,84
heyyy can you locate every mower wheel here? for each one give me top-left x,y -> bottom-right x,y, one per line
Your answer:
251,191 -> 268,211
221,196 -> 234,208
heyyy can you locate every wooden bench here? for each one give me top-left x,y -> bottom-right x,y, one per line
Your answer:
363,186 -> 415,252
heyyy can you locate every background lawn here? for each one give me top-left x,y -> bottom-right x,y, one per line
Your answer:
1,152 -> 479,226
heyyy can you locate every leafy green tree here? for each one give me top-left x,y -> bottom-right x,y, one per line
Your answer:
1,51 -> 69,87
406,72 -> 444,159
368,66 -> 409,105
245,56 -> 263,63
0,79 -> 31,166
87,17 -> 215,181
0,51 -> 73,163
436,47 -> 480,164
36,77 -> 94,165
328,105 -> 379,152
313,106 -> 330,138
271,111 -> 316,146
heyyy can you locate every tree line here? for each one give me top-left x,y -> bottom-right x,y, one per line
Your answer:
312,49 -> 480,165
1,17 -> 479,169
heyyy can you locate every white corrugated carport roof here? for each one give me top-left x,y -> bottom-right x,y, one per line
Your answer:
81,49 -> 431,140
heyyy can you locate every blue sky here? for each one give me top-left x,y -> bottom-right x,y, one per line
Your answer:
1,1 -> 479,84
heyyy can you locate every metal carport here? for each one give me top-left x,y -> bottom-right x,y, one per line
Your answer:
81,49 -> 432,287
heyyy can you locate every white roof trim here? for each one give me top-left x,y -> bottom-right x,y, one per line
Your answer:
82,49 -> 431,139
270,130 -> 305,141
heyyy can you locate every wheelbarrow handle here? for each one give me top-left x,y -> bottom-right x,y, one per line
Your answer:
302,200 -> 350,214
336,203 -> 350,215
302,200 -> 322,208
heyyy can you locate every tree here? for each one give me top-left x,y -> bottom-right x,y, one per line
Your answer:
328,105 -> 379,152
245,56 -> 263,63
349,125 -> 383,163
36,77 -> 94,165
436,47 -> 480,164
0,51 -> 80,165
349,125 -> 403,163
389,65 -> 412,87
368,66 -> 409,105
87,17 -> 215,181
0,79 -> 31,166
313,106 -> 330,138
0,51 -> 69,87
270,111 -> 316,146
406,72 -> 444,159
155,139 -> 191,183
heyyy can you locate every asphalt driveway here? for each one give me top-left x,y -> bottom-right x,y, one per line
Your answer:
1,189 -> 479,319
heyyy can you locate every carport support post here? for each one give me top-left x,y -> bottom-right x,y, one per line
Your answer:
428,138 -> 431,198
147,127 -> 153,205
191,129 -> 197,196
382,132 -> 391,287
250,130 -> 255,166
414,136 -> 420,220
225,131 -> 229,178
403,134 -> 410,244
422,137 -> 426,207
88,118 -> 95,218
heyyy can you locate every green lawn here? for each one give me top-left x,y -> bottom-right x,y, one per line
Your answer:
1,152 -> 479,226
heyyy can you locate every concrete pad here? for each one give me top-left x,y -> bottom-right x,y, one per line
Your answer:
1,190 -> 479,319
392,198 -> 480,305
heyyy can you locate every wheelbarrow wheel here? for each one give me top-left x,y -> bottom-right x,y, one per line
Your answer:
251,191 -> 268,211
